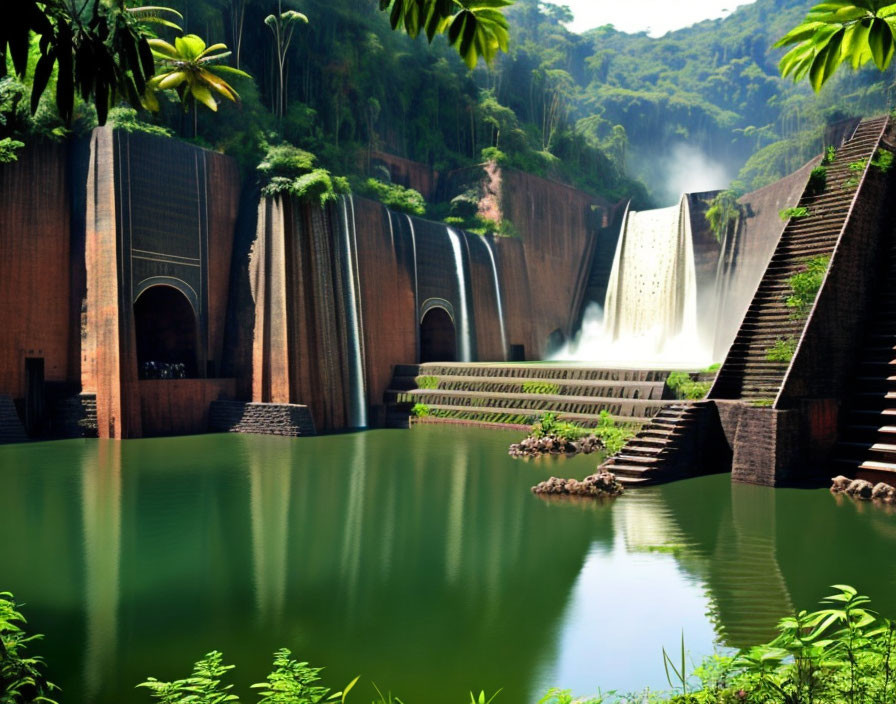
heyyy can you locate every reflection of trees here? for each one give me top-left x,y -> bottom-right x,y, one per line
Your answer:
82,439 -> 122,700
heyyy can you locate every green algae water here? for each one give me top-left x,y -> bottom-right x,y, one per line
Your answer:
2,426 -> 896,703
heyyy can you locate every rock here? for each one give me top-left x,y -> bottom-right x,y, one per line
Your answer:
847,479 -> 874,500
872,482 -> 896,502
532,470 -> 623,499
830,475 -> 851,493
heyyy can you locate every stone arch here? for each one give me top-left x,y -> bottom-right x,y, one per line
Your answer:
420,301 -> 457,363
134,284 -> 199,379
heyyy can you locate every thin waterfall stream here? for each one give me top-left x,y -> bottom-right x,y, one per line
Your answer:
483,236 -> 508,358
446,227 -> 473,362
340,195 -> 368,427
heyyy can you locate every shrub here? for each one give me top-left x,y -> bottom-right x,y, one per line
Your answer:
594,410 -> 633,455
522,381 -> 561,395
823,145 -> 837,165
705,189 -> 742,243
415,375 -> 439,390
873,148 -> 894,173
666,372 -> 711,400
779,206 -> 810,221
0,592 -> 59,704
531,412 -> 587,442
766,337 -> 796,363
107,106 -> 174,137
257,142 -> 350,206
0,137 -> 24,164
411,403 -> 431,418
805,165 -> 827,197
356,178 -> 426,216
703,363 -> 721,373
785,255 -> 829,319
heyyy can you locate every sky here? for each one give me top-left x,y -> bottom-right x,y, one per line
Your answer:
562,0 -> 758,37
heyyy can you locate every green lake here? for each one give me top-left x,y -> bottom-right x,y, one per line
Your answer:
1,426 -> 895,703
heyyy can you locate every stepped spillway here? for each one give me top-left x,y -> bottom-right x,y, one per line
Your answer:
385,363 -> 681,430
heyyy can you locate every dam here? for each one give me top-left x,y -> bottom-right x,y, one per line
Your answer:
2,117 -> 896,489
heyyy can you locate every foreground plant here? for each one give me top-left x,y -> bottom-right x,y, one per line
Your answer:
0,592 -> 59,704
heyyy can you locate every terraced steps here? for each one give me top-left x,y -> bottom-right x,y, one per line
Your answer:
385,363 -> 684,430
711,116 -> 890,403
599,403 -> 708,486
0,395 -> 27,444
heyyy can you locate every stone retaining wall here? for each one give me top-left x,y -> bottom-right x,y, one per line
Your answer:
208,401 -> 316,436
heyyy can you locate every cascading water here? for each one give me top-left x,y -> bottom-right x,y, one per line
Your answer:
340,195 -> 368,428
446,227 -> 473,362
483,236 -> 508,358
553,195 -> 711,367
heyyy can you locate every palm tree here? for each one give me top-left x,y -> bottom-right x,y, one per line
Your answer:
776,0 -> 896,92
144,34 -> 251,136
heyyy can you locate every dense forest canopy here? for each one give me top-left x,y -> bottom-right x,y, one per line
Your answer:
2,0 -> 895,211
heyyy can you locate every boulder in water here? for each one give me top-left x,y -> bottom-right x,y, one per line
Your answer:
846,479 -> 874,500
830,475 -> 851,493
872,482 -> 896,502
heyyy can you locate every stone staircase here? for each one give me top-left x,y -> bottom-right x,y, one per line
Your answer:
0,395 -> 27,444
599,403 -> 708,486
711,117 -> 890,403
831,226 -> 896,483
208,401 -> 316,437
385,363 -> 678,429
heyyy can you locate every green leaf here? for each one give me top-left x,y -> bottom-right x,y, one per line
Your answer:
868,16 -> 894,68
191,83 -> 218,111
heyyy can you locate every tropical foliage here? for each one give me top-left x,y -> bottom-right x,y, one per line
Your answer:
145,34 -> 250,119
0,591 -> 58,704
776,0 -> 896,92
379,0 -> 513,69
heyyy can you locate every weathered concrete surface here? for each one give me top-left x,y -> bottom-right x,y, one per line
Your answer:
139,378 -> 236,436
0,142 -> 73,400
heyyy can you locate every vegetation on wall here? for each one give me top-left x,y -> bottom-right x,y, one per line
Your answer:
354,178 -> 426,215
786,255 -> 830,319
705,189 -> 742,243
666,372 -> 712,400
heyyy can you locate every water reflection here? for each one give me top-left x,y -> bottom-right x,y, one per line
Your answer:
82,440 -> 121,699
4,431 -> 896,703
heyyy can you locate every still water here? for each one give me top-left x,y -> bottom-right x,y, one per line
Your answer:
1,427 -> 895,703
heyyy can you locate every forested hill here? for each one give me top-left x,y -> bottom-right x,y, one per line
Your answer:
3,0 -> 894,210
573,0 -> 894,201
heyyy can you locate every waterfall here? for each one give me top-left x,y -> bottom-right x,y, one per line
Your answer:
340,196 -> 367,428
483,236 -> 508,358
446,227 -> 473,362
554,195 -> 710,367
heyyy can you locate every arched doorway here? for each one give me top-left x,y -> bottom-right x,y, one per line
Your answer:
420,307 -> 456,363
134,285 -> 199,379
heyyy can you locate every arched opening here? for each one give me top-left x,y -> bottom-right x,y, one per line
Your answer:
134,285 -> 199,379
420,307 -> 456,363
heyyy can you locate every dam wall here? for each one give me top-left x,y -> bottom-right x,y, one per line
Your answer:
0,130 -> 828,440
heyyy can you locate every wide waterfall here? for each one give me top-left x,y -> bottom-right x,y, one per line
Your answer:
483,236 -> 508,358
553,195 -> 711,367
446,227 -> 473,362
340,196 -> 368,428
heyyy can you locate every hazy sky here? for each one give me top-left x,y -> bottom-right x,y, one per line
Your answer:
562,0 -> 757,36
